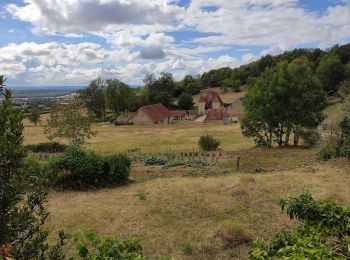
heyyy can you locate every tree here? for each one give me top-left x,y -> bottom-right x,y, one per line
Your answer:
28,105 -> 41,125
144,72 -> 175,104
45,101 -> 96,145
0,76 -> 67,259
178,93 -> 193,110
104,79 -> 135,117
181,74 -> 201,95
77,78 -> 105,121
222,78 -> 241,92
153,91 -> 173,108
241,60 -> 326,147
316,56 -> 345,93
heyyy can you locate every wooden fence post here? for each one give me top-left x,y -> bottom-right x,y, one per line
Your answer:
236,156 -> 240,171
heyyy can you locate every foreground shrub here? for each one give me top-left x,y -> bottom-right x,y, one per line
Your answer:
49,146 -> 131,189
249,192 -> 350,259
198,135 -> 221,151
25,142 -> 67,153
74,232 -> 143,259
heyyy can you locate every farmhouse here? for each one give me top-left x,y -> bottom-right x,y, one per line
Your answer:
130,103 -> 173,124
196,90 -> 245,123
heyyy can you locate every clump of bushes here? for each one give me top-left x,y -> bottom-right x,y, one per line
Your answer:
198,135 -> 221,151
48,146 -> 131,189
74,231 -> 143,259
300,128 -> 321,147
25,142 -> 67,153
144,155 -> 167,165
318,116 -> 350,160
249,192 -> 350,259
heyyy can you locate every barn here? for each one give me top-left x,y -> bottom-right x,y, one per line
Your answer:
129,103 -> 173,124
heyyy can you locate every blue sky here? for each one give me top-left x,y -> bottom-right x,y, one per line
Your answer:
0,0 -> 350,87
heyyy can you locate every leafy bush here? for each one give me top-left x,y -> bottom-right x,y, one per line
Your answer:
249,192 -> 350,259
48,146 -> 131,189
318,139 -> 340,160
25,142 -> 67,153
74,231 -> 143,259
300,128 -> 321,147
144,155 -> 167,165
198,135 -> 221,151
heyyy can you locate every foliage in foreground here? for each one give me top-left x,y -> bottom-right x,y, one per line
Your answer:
249,193 -> 350,259
74,231 -> 144,259
198,134 -> 221,151
0,80 -> 67,259
48,146 -> 131,189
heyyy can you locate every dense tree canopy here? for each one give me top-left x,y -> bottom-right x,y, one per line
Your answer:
178,92 -> 193,110
241,59 -> 326,147
77,78 -> 105,120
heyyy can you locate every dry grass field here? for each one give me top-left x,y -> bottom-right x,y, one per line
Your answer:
24,119 -> 253,153
23,106 -> 350,259
46,158 -> 350,259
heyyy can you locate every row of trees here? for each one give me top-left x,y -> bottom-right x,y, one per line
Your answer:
201,43 -> 350,94
78,74 -> 196,121
241,58 -> 327,147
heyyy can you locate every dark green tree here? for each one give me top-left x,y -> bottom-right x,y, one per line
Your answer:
0,76 -> 67,259
28,105 -> 42,125
241,60 -> 326,147
77,78 -> 105,121
316,56 -> 344,93
153,91 -> 173,108
144,72 -> 175,104
178,92 -> 193,110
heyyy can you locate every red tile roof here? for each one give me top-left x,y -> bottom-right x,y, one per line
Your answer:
206,108 -> 225,120
140,103 -> 172,122
170,110 -> 187,117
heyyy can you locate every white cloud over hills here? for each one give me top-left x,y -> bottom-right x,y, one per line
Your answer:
1,0 -> 350,86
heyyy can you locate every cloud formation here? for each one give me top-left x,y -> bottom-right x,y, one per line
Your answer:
2,0 -> 350,86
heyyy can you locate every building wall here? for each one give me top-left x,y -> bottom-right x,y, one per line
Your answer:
198,102 -> 205,115
130,109 -> 153,124
212,102 -> 222,109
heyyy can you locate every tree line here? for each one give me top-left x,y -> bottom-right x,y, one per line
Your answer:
77,43 -> 350,122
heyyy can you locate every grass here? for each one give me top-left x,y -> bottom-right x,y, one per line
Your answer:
46,159 -> 350,259
24,120 -> 253,153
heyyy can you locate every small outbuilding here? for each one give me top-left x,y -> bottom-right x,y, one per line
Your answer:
129,103 -> 173,125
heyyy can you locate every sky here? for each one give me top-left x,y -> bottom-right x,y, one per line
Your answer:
0,0 -> 350,87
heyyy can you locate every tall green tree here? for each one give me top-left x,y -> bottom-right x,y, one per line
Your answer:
45,101 -> 96,145
316,56 -> 344,93
178,92 -> 193,110
28,105 -> 42,125
104,79 -> 135,117
77,78 -> 105,121
144,72 -> 175,104
241,60 -> 326,147
0,76 -> 67,259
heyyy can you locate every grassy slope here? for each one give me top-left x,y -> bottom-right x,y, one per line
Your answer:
47,159 -> 350,259
24,120 -> 252,153
26,99 -> 350,259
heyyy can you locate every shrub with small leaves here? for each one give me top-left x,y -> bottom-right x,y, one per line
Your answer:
144,155 -> 167,165
249,192 -> 350,259
74,231 -> 143,259
198,135 -> 220,151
